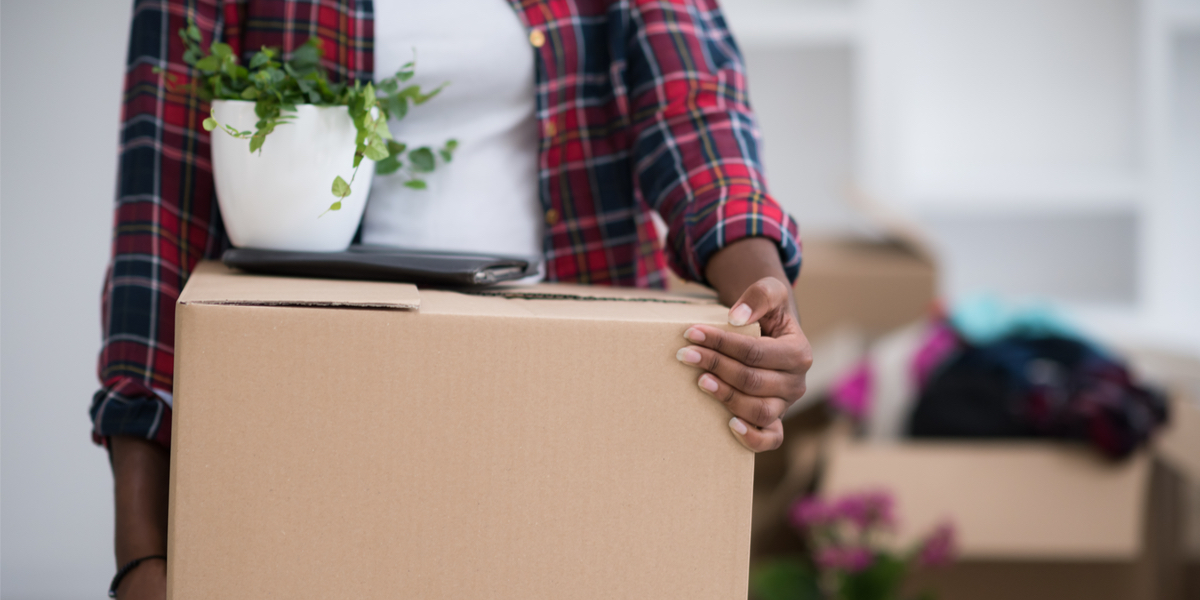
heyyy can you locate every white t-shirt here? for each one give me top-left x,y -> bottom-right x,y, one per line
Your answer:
362,0 -> 544,270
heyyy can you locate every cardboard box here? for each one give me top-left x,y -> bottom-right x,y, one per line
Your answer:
793,236 -> 938,341
823,440 -> 1186,600
167,263 -> 756,599
1155,392 -> 1200,600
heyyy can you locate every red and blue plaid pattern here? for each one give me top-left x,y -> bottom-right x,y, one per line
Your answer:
93,0 -> 801,446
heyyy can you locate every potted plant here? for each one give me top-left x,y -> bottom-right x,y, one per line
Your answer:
169,21 -> 456,251
751,490 -> 956,600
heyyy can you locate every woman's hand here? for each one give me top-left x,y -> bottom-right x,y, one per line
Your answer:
678,277 -> 812,451
685,237 -> 813,452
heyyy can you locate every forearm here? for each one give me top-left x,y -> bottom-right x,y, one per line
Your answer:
110,436 -> 170,566
704,237 -> 796,315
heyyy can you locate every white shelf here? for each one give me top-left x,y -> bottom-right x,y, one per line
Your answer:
722,2 -> 860,45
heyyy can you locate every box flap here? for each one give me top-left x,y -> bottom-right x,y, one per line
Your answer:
179,262 -> 420,310
823,441 -> 1151,560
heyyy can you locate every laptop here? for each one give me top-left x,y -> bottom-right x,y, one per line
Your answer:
222,245 -> 535,287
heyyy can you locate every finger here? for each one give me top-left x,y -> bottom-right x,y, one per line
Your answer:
728,416 -> 784,452
684,325 -> 808,372
727,277 -> 790,327
698,373 -> 790,428
677,345 -> 805,400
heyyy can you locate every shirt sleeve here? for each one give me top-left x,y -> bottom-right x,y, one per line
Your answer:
91,0 -> 231,448
621,0 -> 801,284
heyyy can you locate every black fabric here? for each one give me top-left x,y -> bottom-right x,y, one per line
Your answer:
909,335 -> 1168,459
222,245 -> 534,287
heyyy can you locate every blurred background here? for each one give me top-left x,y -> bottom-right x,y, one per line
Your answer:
1,0 -> 1198,598
725,0 -> 1199,354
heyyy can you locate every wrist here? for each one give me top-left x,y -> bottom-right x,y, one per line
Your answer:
110,554 -> 166,598
704,238 -> 793,309
110,436 -> 170,567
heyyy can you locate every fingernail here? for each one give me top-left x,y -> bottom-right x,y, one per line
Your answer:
729,304 -> 753,327
684,327 -> 706,343
698,374 -> 719,393
729,416 -> 748,435
676,347 -> 702,365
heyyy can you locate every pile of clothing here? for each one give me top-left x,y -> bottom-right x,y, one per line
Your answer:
829,297 -> 1169,459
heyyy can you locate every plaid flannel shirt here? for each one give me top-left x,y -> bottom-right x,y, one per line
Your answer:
92,0 -> 802,447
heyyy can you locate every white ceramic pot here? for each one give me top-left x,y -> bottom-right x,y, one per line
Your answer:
210,100 -> 373,251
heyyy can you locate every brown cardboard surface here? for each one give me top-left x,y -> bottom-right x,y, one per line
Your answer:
168,263 -> 757,599
794,237 -> 937,340
903,459 -> 1186,600
823,441 -> 1149,560
182,262 -> 421,309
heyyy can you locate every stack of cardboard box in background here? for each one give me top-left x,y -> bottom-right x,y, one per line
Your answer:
747,233 -> 1200,600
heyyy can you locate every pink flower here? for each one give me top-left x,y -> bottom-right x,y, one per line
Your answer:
917,522 -> 956,567
832,490 -> 895,531
816,546 -> 874,573
789,496 -> 832,529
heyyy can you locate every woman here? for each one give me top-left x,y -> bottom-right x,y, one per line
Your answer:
96,0 -> 811,597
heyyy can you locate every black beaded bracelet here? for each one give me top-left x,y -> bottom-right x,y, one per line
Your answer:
108,555 -> 167,598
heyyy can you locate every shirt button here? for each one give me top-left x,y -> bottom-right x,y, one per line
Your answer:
529,29 -> 546,48
545,209 -> 560,226
545,121 -> 557,137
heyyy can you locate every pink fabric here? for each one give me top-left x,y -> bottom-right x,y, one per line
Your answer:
831,360 -> 873,421
912,321 -> 958,388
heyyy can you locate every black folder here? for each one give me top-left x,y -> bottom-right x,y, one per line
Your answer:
222,245 -> 534,287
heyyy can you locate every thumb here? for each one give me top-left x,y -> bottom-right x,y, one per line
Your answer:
728,277 -> 789,327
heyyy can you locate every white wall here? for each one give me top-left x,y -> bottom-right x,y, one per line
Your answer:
1,0 -> 131,597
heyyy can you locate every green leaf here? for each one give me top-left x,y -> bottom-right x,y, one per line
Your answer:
187,24 -> 203,42
329,201 -> 342,211
211,42 -> 233,59
183,49 -> 200,65
202,117 -> 218,131
331,176 -> 351,198
408,147 -> 435,172
397,85 -> 420,100
839,554 -> 907,600
240,87 -> 259,100
372,115 -> 392,139
413,83 -> 446,105
387,95 -> 408,121
249,135 -> 265,153
290,40 -> 321,68
440,138 -> 458,162
374,155 -> 403,175
396,60 -> 415,82
748,559 -> 821,600
364,138 -> 389,161
195,55 -> 220,72
403,179 -> 428,190
249,51 -> 271,69
386,141 -> 407,155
